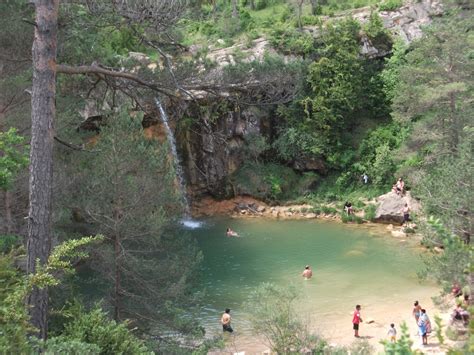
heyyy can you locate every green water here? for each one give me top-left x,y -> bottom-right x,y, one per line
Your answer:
190,218 -> 437,339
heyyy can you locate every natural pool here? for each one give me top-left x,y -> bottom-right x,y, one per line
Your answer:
189,218 -> 439,350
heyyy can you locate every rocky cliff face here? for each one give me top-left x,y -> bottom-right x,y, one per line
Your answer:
166,99 -> 272,198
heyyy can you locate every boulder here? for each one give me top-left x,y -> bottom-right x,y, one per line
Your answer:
374,191 -> 420,224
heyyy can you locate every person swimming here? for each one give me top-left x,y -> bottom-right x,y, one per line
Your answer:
226,228 -> 239,237
302,265 -> 313,280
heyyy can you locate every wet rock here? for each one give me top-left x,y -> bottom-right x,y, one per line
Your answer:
391,230 -> 407,238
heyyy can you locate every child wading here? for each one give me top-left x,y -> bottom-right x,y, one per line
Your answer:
352,305 -> 363,337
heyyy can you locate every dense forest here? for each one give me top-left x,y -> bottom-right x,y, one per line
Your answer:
0,0 -> 472,353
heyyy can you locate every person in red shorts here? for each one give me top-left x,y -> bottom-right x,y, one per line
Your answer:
353,304 -> 363,337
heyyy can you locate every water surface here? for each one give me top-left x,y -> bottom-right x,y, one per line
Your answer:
190,218 -> 438,347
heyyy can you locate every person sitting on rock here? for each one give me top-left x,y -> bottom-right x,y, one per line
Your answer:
451,303 -> 470,326
395,178 -> 405,196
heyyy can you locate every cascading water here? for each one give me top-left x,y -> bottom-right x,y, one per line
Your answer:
155,98 -> 202,229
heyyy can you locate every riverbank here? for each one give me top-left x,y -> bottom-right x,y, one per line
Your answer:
192,195 -> 419,240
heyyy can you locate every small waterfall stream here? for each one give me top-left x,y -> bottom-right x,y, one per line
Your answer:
155,98 -> 202,229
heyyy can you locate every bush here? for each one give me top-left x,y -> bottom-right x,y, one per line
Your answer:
341,213 -> 364,224
379,0 -> 404,11
60,306 -> 149,354
232,162 -> 299,201
269,27 -> 316,56
43,338 -> 100,355
244,283 -> 327,353
0,235 -> 21,254
363,204 -> 377,221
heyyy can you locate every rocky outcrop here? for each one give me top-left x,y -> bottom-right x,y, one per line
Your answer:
203,0 -> 443,65
374,191 -> 421,224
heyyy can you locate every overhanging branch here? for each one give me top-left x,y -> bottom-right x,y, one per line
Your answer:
56,64 -> 177,97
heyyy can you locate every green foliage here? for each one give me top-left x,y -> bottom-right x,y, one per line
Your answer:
0,237 -> 102,354
434,315 -> 445,346
0,128 -> 28,190
391,13 -> 473,155
341,213 -> 363,224
43,337 -> 101,354
380,40 -> 408,102
269,26 -> 317,55
301,18 -> 363,162
0,235 -> 21,254
381,322 -> 417,354
364,11 -> 392,51
244,283 -> 326,353
356,122 -> 409,187
419,217 -> 472,294
363,204 -> 377,221
56,109 -> 202,337
232,162 -> 300,200
243,133 -> 269,163
58,306 -> 150,354
379,0 -> 404,12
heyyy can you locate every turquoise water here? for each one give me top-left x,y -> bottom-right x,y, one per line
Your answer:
189,218 -> 437,340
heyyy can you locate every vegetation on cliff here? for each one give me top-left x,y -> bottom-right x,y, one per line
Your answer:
0,0 -> 472,352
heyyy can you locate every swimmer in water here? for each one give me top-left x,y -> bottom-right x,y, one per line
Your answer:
226,228 -> 239,237
302,265 -> 313,280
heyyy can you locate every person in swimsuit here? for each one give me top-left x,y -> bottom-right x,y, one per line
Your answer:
226,228 -> 239,237
221,308 -> 233,333
396,178 -> 405,195
302,265 -> 313,280
413,301 -> 422,325
402,204 -> 410,226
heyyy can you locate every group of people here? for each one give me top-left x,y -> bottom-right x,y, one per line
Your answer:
413,301 -> 431,345
351,301 -> 433,346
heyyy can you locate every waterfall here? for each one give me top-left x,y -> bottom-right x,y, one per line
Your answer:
155,98 -> 202,229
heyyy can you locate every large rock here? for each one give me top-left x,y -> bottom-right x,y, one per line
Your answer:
374,191 -> 421,224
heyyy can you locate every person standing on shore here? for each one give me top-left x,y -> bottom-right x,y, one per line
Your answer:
387,323 -> 397,343
418,309 -> 430,345
352,305 -> 363,337
221,308 -> 233,333
413,301 -> 422,325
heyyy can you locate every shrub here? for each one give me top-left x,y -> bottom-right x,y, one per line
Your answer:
244,283 -> 327,353
43,338 -> 100,355
341,213 -> 363,224
363,204 -> 377,221
379,0 -> 404,12
269,27 -> 316,56
232,162 -> 299,201
61,306 -> 149,354
0,235 -> 21,254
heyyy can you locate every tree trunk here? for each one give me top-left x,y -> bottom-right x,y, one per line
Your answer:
231,0 -> 238,18
4,190 -> 13,234
297,0 -> 304,29
27,0 -> 59,340
114,233 -> 121,321
249,0 -> 255,10
310,0 -> 319,15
